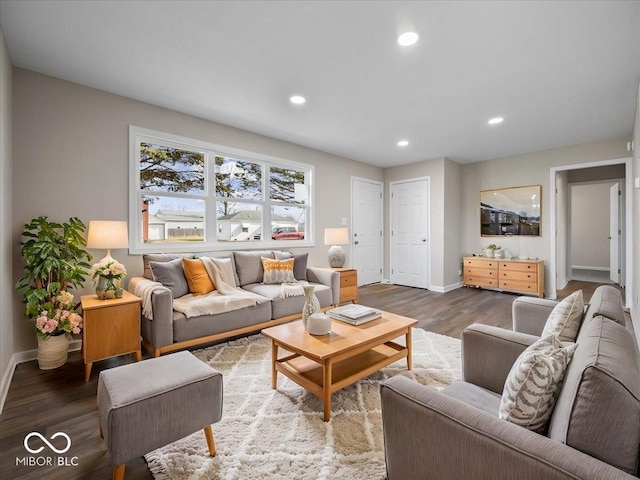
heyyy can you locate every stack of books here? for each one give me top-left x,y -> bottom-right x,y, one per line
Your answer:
327,305 -> 382,326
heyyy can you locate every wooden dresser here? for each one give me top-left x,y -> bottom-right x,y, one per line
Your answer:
463,257 -> 544,298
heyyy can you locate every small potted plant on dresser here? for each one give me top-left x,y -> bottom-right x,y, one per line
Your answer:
16,216 -> 93,369
483,244 -> 502,258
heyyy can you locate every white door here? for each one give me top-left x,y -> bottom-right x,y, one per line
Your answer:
609,182 -> 620,283
390,178 -> 429,289
351,178 -> 383,285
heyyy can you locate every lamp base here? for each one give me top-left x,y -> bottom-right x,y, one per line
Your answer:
328,245 -> 345,268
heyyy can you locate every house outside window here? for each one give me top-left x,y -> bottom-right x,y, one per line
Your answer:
129,126 -> 314,253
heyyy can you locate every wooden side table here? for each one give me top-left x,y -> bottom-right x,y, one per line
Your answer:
332,268 -> 358,305
81,290 -> 142,382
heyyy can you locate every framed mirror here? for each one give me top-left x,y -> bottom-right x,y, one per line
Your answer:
480,185 -> 541,236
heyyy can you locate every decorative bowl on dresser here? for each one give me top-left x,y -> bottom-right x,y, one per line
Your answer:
463,256 -> 544,298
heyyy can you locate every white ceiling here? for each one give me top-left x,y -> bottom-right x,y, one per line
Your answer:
1,1 -> 639,167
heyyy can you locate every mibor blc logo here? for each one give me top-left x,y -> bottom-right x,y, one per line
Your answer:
16,431 -> 79,467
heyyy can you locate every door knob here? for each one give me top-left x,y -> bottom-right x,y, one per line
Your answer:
354,241 -> 359,245
422,238 -> 426,242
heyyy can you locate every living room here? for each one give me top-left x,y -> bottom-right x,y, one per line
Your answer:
1,1 -> 639,479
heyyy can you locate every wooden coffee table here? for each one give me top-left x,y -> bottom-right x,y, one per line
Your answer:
262,311 -> 417,421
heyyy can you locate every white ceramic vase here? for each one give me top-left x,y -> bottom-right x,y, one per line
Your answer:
301,286 -> 320,331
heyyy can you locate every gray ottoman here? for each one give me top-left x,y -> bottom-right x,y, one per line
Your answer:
97,351 -> 223,480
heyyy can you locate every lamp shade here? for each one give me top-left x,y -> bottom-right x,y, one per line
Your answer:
86,221 -> 129,249
324,227 -> 349,245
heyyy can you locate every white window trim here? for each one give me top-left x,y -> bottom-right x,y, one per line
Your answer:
129,125 -> 315,254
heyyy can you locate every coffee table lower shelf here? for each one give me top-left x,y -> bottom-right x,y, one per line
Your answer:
274,341 -> 407,420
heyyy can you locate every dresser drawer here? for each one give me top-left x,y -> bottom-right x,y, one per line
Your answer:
499,279 -> 538,293
465,267 -> 497,279
464,274 -> 498,288
464,258 -> 498,270
499,262 -> 538,273
500,270 -> 537,282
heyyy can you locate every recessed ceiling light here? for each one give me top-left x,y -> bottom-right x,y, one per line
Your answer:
397,140 -> 409,147
290,95 -> 306,105
397,32 -> 419,46
488,117 -> 504,125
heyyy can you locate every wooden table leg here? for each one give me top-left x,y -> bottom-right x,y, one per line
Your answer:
323,358 -> 333,422
113,464 -> 125,480
271,341 -> 278,389
203,425 -> 216,456
84,362 -> 92,383
406,327 -> 413,371
135,350 -> 142,362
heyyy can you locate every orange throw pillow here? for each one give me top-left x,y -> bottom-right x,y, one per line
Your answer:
182,258 -> 215,295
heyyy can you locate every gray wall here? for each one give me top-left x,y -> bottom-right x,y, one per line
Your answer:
11,68 -> 383,353
633,84 -> 640,343
570,183 -> 614,269
0,30 -> 13,392
460,137 -> 630,297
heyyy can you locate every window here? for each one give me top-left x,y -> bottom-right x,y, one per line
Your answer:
129,126 -> 313,253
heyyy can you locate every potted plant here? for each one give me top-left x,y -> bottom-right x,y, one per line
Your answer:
16,216 -> 92,369
483,243 -> 501,258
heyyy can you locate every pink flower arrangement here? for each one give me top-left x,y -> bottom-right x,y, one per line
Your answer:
34,291 -> 83,338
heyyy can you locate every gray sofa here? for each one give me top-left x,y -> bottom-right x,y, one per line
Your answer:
130,250 -> 339,357
381,286 -> 640,479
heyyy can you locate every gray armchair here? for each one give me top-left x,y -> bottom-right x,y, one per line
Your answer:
381,287 -> 640,480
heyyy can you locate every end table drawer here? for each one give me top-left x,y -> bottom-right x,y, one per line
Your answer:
340,271 -> 357,287
340,286 -> 358,302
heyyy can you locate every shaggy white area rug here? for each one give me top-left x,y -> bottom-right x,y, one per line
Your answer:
145,328 -> 461,480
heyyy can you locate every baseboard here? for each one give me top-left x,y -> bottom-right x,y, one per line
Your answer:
381,278 -> 391,284
571,265 -> 610,272
0,339 -> 82,415
429,282 -> 463,293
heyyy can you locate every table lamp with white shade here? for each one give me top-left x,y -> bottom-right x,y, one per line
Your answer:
324,227 -> 349,268
86,220 -> 129,263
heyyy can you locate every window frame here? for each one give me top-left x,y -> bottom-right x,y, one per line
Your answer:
129,125 -> 314,253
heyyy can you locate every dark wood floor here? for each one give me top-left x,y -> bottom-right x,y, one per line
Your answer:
0,281 -> 622,479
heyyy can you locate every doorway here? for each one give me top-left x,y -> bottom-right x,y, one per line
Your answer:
351,177 -> 383,286
550,158 -> 631,301
389,177 -> 430,289
568,181 -> 623,285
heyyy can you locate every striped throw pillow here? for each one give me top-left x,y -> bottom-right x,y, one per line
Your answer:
499,335 -> 577,432
261,257 -> 296,284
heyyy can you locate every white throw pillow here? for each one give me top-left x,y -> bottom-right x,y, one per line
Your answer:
499,335 -> 577,432
541,290 -> 584,342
